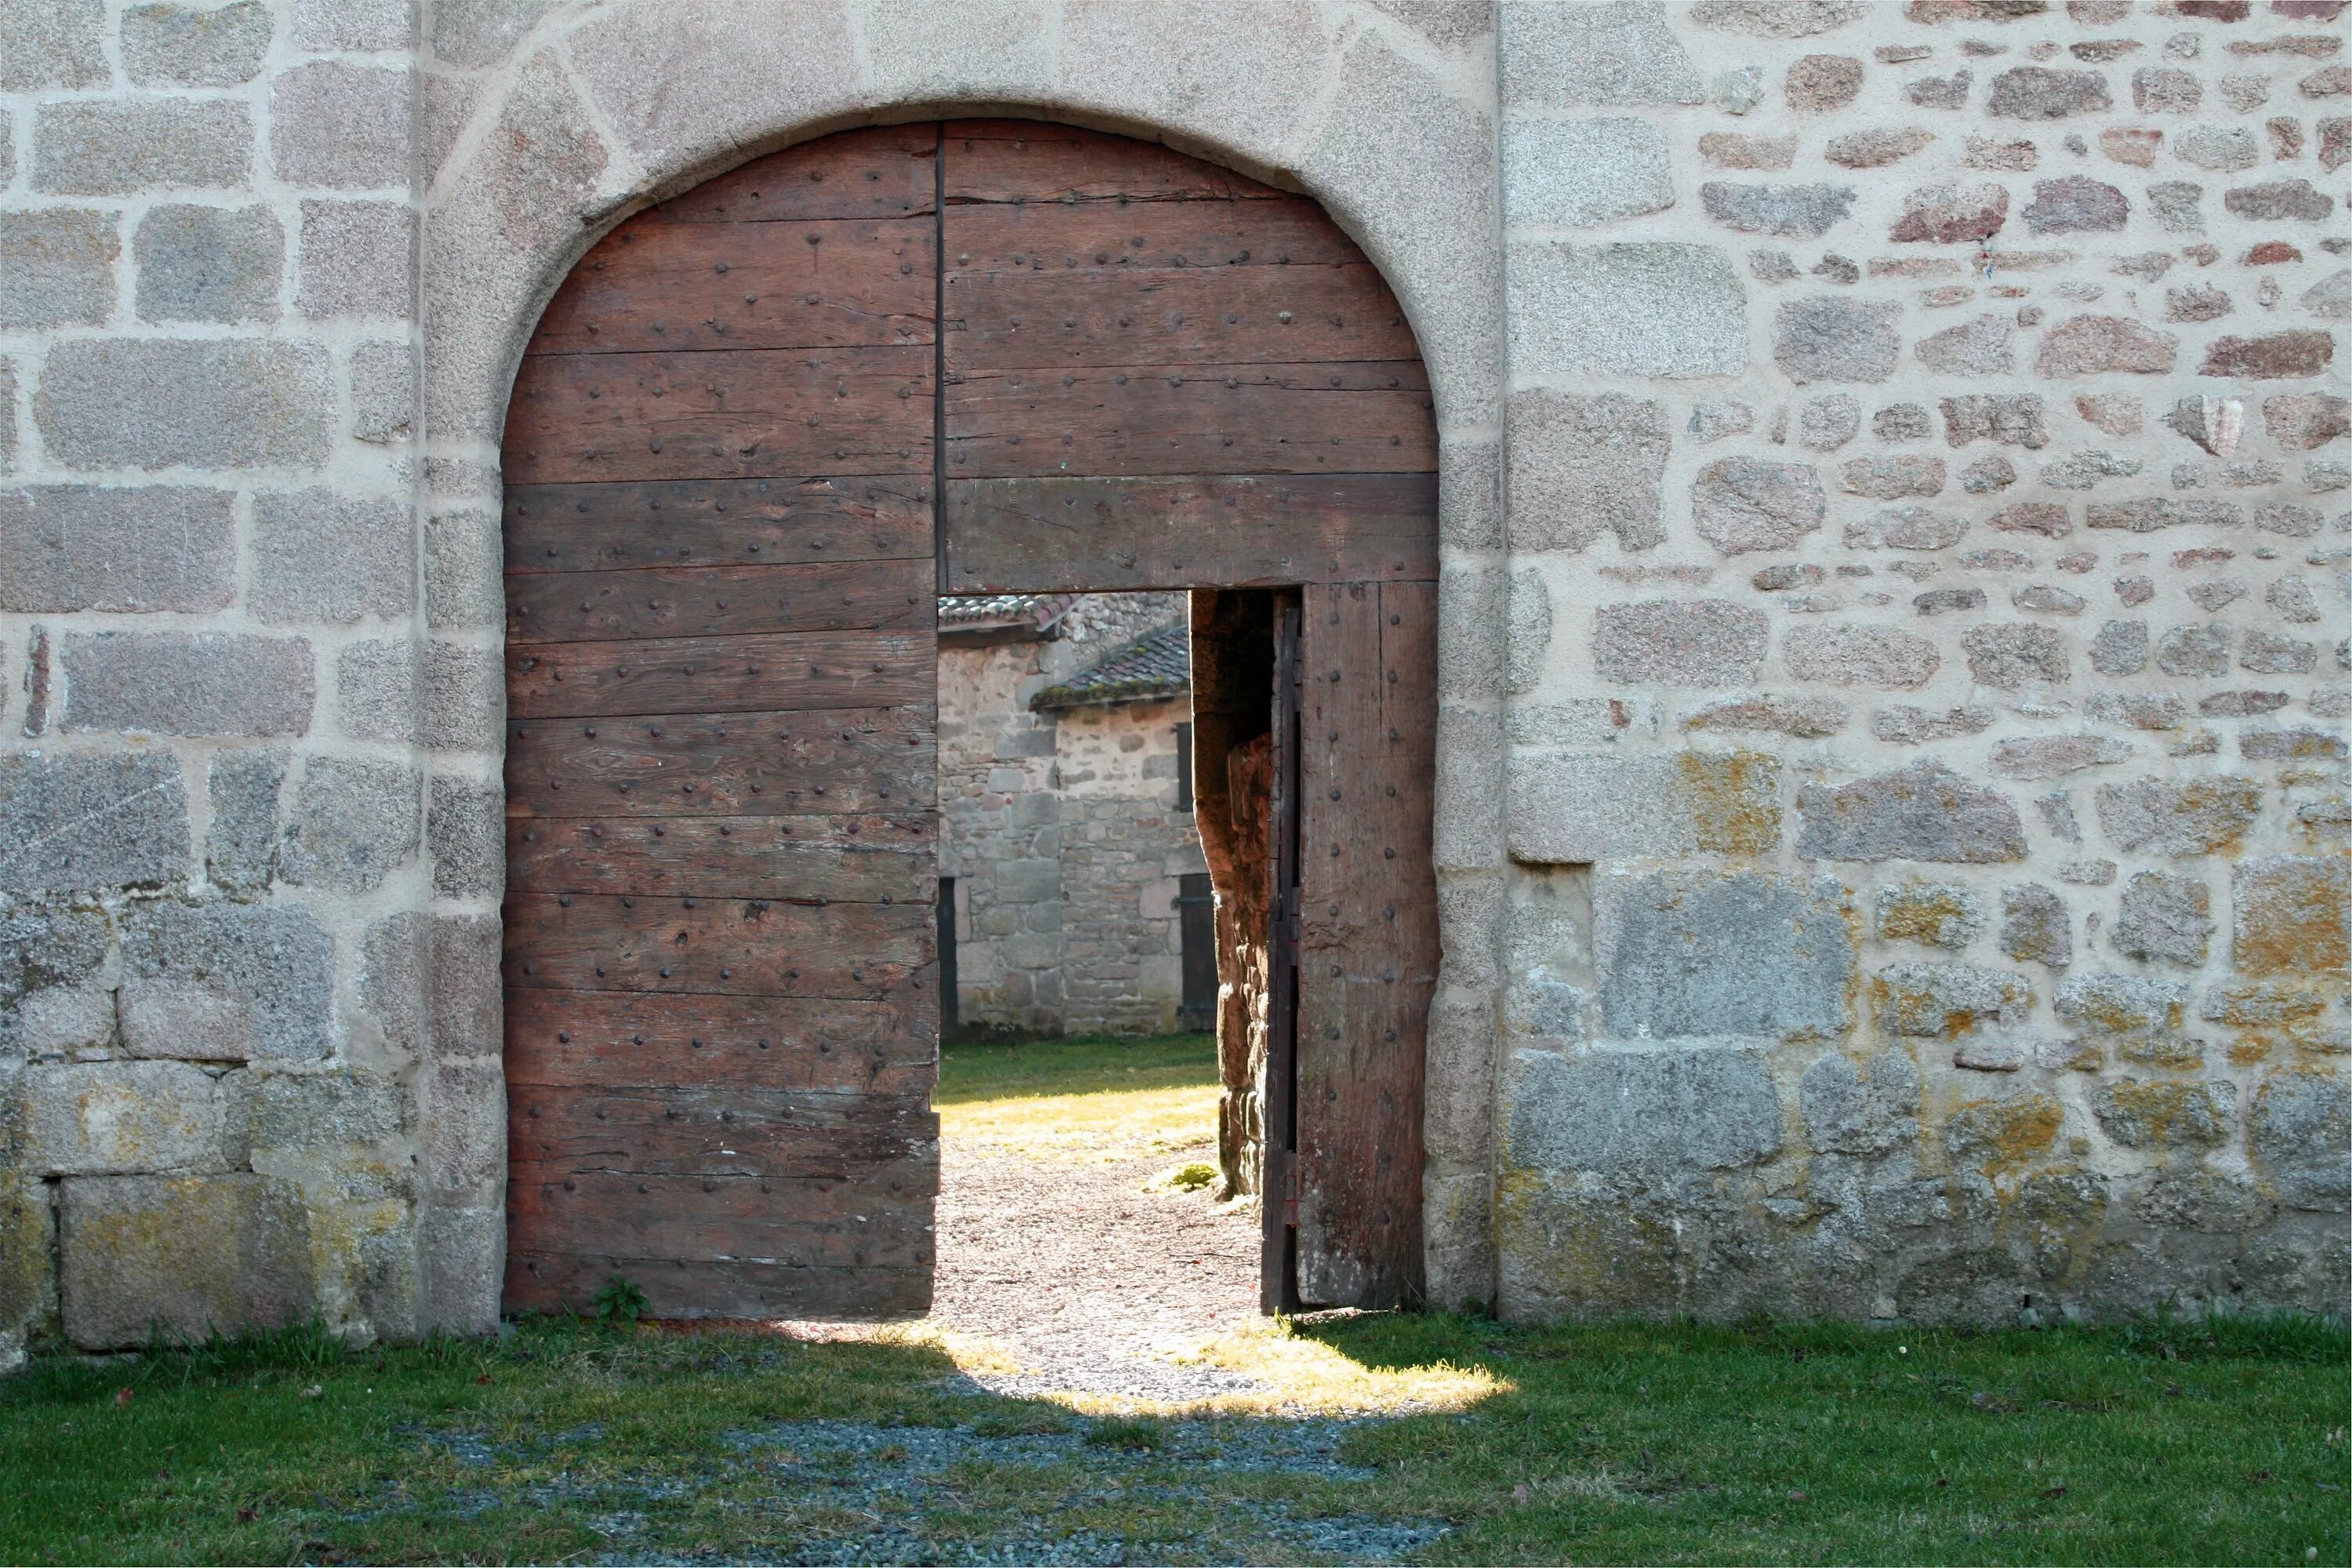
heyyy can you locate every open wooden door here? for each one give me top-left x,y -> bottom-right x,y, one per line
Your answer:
499,118 -> 1435,1320
499,127 -> 943,1318
933,122 -> 1438,1310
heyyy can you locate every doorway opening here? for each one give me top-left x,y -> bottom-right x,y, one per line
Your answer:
499,118 -> 1436,1345
928,588 -> 1257,1393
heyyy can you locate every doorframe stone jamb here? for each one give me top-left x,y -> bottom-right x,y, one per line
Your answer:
414,0 -> 1507,1330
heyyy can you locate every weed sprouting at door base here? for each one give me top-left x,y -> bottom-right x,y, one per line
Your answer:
593,1276 -> 649,1326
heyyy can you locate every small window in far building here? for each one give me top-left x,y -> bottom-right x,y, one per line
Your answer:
1174,721 -> 1194,813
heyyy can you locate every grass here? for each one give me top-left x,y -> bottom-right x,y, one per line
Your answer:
935,1029 -> 1223,1163
5,1308 -> 2343,1564
5,1036 -> 2346,1565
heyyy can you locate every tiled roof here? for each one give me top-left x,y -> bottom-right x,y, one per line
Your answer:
1030,623 -> 1191,710
938,593 -> 1076,631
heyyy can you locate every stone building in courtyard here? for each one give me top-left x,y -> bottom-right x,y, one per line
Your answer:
0,0 -> 2347,1360
936,592 -> 1213,1038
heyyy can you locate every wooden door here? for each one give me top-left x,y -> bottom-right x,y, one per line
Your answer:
501,119 -> 1437,1319
499,126 -> 943,1319
932,122 -> 1439,1308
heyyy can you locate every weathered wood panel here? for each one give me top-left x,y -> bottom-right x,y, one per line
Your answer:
528,218 -> 935,356
506,558 -> 934,644
941,474 -> 1436,593
946,197 -> 1361,274
650,123 -> 938,225
503,988 -> 932,1094
506,1253 -> 930,1320
942,119 -> 1281,204
510,1087 -> 935,1174
503,893 -> 933,1000
1291,581 -> 1435,1309
504,347 -> 931,485
504,477 -> 931,575
505,704 -> 936,818
507,813 -> 934,902
505,1165 -> 934,1263
944,362 -> 1435,479
505,629 -> 933,719
946,265 -> 1414,369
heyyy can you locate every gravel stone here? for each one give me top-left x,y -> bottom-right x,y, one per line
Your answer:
1692,458 -> 1827,552
1506,391 -> 1668,551
1877,881 -> 1984,948
132,204 -> 281,324
278,757 -> 421,892
1942,394 -> 2049,448
205,749 -> 286,894
1501,0 -> 1705,107
2114,870 -> 2213,965
1800,1050 -> 1920,1156
1916,314 -> 2016,376
0,209 -> 120,329
1786,53 -> 1865,111
60,631 -> 314,738
0,486 -> 235,613
2024,176 -> 2129,233
1785,623 -> 1942,688
1597,872 -> 1853,1040
1988,66 -> 2114,118
297,200 -> 417,318
33,99 -> 252,194
1988,735 -> 2130,778
270,63 -> 413,187
1799,394 -> 1862,450
0,752 -> 189,895
1774,296 -> 1901,383
252,488 -> 414,623
34,339 -> 333,470
1504,118 -> 1675,227
2095,775 -> 2261,856
1827,128 -> 1936,168
122,2 -> 272,86
1508,242 -> 1748,378
1871,705 -> 1995,744
2034,315 -> 2180,376
1845,506 -> 1967,550
2091,1079 -> 2234,1149
2199,330 -> 2333,377
2001,884 -> 2072,966
1797,760 -> 2027,862
1962,623 -> 2070,688
2225,179 -> 2334,222
1511,1047 -> 1785,1173
1700,182 -> 1857,238
120,898 -> 335,1062
1591,598 -> 1770,685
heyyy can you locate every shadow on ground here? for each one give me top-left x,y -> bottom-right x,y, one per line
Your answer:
4,1308 -> 2347,1567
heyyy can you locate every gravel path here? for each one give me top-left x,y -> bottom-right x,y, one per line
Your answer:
927,1149 -> 1266,1403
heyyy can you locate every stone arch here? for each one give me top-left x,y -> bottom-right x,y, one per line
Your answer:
414,0 -> 1506,1330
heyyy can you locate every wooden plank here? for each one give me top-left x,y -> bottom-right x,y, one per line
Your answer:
529,217 -> 935,356
943,118 -> 1283,204
505,1253 -> 931,1319
944,361 -> 1436,478
502,893 -> 934,1000
506,558 -> 935,644
648,124 -> 938,224
506,703 -> 936,818
946,264 -> 1416,369
504,1165 -> 934,1264
510,1087 -> 935,1174
945,195 -> 1363,274
942,474 -> 1436,593
503,347 -> 931,485
506,813 -> 935,902
505,629 -> 934,719
503,989 -> 935,1093
1292,581 -> 1432,1310
504,477 -> 932,575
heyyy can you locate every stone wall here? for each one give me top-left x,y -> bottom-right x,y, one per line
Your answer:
0,0 -> 491,1367
937,593 -> 1205,1036
0,0 -> 2342,1357
1490,0 -> 2347,1324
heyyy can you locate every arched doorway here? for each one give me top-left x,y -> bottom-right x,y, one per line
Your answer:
499,121 -> 1437,1321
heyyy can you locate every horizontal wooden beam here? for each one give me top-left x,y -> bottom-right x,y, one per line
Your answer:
941,473 -> 1437,592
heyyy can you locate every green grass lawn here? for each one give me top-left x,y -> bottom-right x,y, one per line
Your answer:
935,1029 -> 1219,1105
4,1309 -> 2343,1565
5,1030 -> 2344,1565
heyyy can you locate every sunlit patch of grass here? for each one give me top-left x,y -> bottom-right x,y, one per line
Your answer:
1171,1320 -> 1512,1417
935,1031 -> 1222,1165
1145,1160 -> 1221,1193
